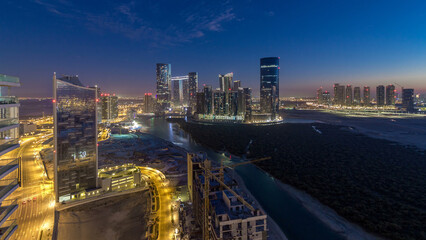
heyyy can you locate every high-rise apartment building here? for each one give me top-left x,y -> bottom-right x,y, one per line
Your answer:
363,86 -> 371,105
333,83 -> 345,105
100,93 -> 118,120
156,63 -> 171,109
376,85 -> 385,106
233,80 -> 241,91
0,74 -> 21,239
353,87 -> 361,105
188,72 -> 198,109
144,93 -> 154,113
317,87 -> 323,104
260,57 -> 279,117
172,79 -> 181,105
196,92 -> 205,114
219,73 -> 233,115
345,85 -> 353,105
402,89 -> 415,112
213,90 -> 225,115
203,85 -> 213,114
53,73 -> 98,202
243,88 -> 252,120
386,84 -> 396,105
322,91 -> 331,105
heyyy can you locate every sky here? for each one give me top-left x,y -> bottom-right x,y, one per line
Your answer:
1,0 -> 426,97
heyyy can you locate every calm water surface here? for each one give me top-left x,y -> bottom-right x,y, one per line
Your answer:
140,117 -> 344,240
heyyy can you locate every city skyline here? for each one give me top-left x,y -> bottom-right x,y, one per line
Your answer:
2,1 -> 426,97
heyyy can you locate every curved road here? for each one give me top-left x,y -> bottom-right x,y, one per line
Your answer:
5,134 -> 54,240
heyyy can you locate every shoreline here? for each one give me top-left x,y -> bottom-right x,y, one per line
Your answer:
272,175 -> 382,240
229,168 -> 288,240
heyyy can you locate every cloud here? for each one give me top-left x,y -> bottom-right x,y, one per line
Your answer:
33,0 -> 239,46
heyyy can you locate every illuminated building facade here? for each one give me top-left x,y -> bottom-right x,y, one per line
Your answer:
219,73 -> 233,115
0,74 -> 21,239
156,63 -> 171,109
386,84 -> 396,105
53,73 -> 98,202
213,90 -> 226,115
363,86 -> 371,105
376,85 -> 385,106
233,80 -> 241,91
402,89 -> 415,112
353,87 -> 361,105
345,85 -> 353,105
203,85 -> 213,114
144,93 -> 154,113
260,57 -> 279,117
188,72 -> 198,109
333,83 -> 345,105
171,75 -> 189,106
101,93 -> 118,120
196,92 -> 205,114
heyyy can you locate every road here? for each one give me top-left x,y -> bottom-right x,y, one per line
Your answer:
4,132 -> 55,240
139,167 -> 178,240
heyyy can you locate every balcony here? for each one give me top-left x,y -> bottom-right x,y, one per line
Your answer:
0,159 -> 18,180
0,199 -> 18,226
0,75 -> 20,88
0,97 -> 18,106
0,219 -> 17,240
0,180 -> 18,203
0,140 -> 19,157
0,119 -> 18,131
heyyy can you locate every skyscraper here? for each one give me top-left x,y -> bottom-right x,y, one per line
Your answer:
156,63 -> 171,109
188,72 -> 198,109
0,74 -> 20,239
345,85 -> 353,105
333,83 -> 345,105
53,73 -> 98,202
171,75 -> 189,106
363,86 -> 371,105
353,87 -> 361,105
243,88 -> 252,120
376,85 -> 385,106
322,91 -> 331,105
402,89 -> 415,112
196,92 -> 205,114
219,73 -> 233,92
172,79 -> 181,104
386,84 -> 396,105
218,73 -> 233,114
213,90 -> 225,115
260,57 -> 279,117
144,93 -> 154,113
233,80 -> 241,91
317,87 -> 323,104
101,93 -> 118,120
203,85 -> 213,114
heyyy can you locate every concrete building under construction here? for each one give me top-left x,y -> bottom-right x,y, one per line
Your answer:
187,153 -> 268,240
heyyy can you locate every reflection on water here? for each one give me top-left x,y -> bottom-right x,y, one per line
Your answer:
139,117 -> 344,240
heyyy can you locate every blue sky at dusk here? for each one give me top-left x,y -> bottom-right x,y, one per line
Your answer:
1,0 -> 426,97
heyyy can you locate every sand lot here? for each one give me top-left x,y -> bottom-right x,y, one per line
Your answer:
57,191 -> 150,240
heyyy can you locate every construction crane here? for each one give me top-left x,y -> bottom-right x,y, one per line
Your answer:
200,157 -> 271,240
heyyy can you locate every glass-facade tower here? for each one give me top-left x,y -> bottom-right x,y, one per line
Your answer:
260,57 -> 279,117
156,63 -> 171,109
53,73 -> 98,202
188,72 -> 198,110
